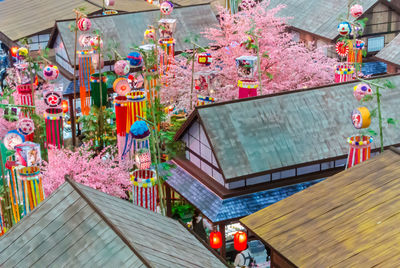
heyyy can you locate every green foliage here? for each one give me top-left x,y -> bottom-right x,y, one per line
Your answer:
172,203 -> 195,221
383,80 -> 395,89
160,117 -> 186,160
387,118 -> 397,125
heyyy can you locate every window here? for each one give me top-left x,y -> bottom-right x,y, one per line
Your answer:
367,36 -> 385,52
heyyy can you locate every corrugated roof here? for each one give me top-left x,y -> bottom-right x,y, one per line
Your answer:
0,0 -> 101,41
0,180 -> 227,267
375,33 -> 400,67
266,0 -> 378,40
55,4 -> 219,65
91,0 -> 158,12
241,148 -> 400,267
192,74 -> 400,180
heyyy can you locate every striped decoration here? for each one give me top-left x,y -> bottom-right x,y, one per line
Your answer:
0,197 -> 4,236
346,135 -> 373,169
17,166 -> 45,214
8,166 -> 22,223
114,96 -> 128,158
78,51 -> 94,115
17,84 -> 33,118
159,38 -> 175,76
44,108 -> 64,149
131,169 -> 158,212
126,91 -> 146,134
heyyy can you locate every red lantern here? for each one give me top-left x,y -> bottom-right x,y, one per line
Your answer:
10,47 -> 18,57
61,100 -> 68,113
209,231 -> 222,249
234,231 -> 247,251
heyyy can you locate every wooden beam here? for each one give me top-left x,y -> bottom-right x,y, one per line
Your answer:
220,223 -> 226,259
166,184 -> 172,217
68,95 -> 76,147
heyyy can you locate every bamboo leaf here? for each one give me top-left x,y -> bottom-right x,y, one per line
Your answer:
383,80 -> 395,89
361,94 -> 373,102
387,118 -> 397,125
367,129 -> 378,136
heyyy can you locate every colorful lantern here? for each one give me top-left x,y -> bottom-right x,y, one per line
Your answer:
10,47 -> 18,57
77,18 -> 92,32
77,49 -> 94,115
43,65 -> 59,81
197,53 -> 212,66
127,52 -> 143,67
79,34 -> 93,47
144,27 -> 156,41
353,83 -> 372,101
17,118 -> 35,136
335,41 -> 349,57
135,150 -> 151,170
346,135 -> 373,169
234,231 -> 247,251
44,91 -> 62,108
160,1 -> 173,15
350,4 -> 363,18
44,108 -> 64,149
113,78 -> 131,96
91,53 -> 104,70
159,38 -> 175,75
351,23 -> 364,37
16,47 -> 28,60
114,60 -> 130,76
337,22 -> 352,36
352,107 -> 371,129
3,130 -> 25,150
210,231 -> 222,249
61,100 -> 69,113
14,142 -> 41,167
102,10 -> 118,15
355,40 -> 365,50
105,0 -> 115,6
158,19 -> 177,39
131,169 -> 158,211
90,36 -> 103,50
235,56 -> 258,79
90,73 -> 108,108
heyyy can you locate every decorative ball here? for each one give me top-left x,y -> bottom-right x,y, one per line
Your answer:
160,1 -> 173,15
353,83 -> 373,101
144,27 -> 156,41
350,4 -> 363,18
17,47 -> 28,60
17,118 -> 35,136
128,73 -> 144,89
355,39 -> 365,49
91,54 -> 104,70
335,41 -> 349,57
351,23 -> 364,37
127,52 -> 143,67
113,78 -> 131,96
90,36 -> 103,50
77,18 -> 92,32
105,0 -> 115,6
337,22 -> 352,36
114,60 -> 130,76
79,34 -> 93,47
44,91 -> 62,108
131,121 -> 150,138
43,65 -> 59,80
352,107 -> 371,129
198,52 -> 212,66
3,130 -> 25,150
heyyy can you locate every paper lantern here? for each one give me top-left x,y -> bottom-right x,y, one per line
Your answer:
77,18 -> 91,32
14,142 -> 41,167
144,27 -> 156,41
17,47 -> 28,60
234,231 -> 247,251
90,73 -> 108,107
158,19 -> 177,39
91,53 -> 104,70
113,78 -> 131,96
210,231 -> 222,249
114,60 -> 130,76
105,0 -> 115,6
17,118 -> 35,136
352,107 -> 371,129
353,83 -> 372,101
43,65 -> 59,81
61,100 -> 68,113
235,55 -> 258,79
335,41 -> 349,57
350,4 -> 363,18
44,91 -> 62,108
10,47 -> 18,57
3,130 -> 25,150
127,52 -> 143,67
197,53 -> 212,66
337,22 -> 352,36
160,1 -> 173,15
79,34 -> 93,47
346,135 -> 373,169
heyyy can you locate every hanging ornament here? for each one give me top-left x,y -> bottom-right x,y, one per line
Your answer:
355,39 -> 365,50
352,107 -> 371,129
128,73 -> 144,89
353,83 -> 373,101
113,78 -> 131,96
234,231 -> 247,251
160,1 -> 173,15
77,18 -> 92,32
350,4 -> 364,18
61,100 -> 69,113
114,60 -> 130,76
105,0 -> 115,6
197,53 -> 212,66
127,52 -> 143,67
337,22 -> 352,36
44,91 -> 62,108
91,54 -> 104,70
17,47 -> 28,60
209,231 -> 222,249
17,118 -> 35,136
43,65 -> 59,81
144,26 -> 156,41
335,41 -> 349,57
10,46 -> 18,57
79,34 -> 93,47
90,36 -> 103,50
3,130 -> 25,150
351,23 -> 364,37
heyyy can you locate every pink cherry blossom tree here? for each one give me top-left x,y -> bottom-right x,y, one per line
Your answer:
161,0 -> 337,110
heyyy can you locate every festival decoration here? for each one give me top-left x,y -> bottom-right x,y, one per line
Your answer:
128,73 -> 144,89
234,231 -> 247,251
61,100 -> 69,113
350,4 -> 363,18
346,135 -> 372,169
77,49 -> 94,116
17,166 -> 45,214
16,47 -> 28,60
210,231 -> 222,249
90,36 -> 103,50
114,60 -> 130,76
43,65 -> 59,81
122,121 -> 150,160
0,197 -> 4,236
160,1 -> 173,15
238,79 -> 258,99
79,34 -> 93,47
14,142 -> 41,167
17,118 -> 35,136
125,91 -> 146,134
90,73 -> 108,108
335,41 -> 349,57
144,27 -> 156,41
10,47 -> 18,57
102,10 -> 118,15
334,63 -> 354,83
347,40 -> 364,65
158,19 -> 177,39
114,96 -> 128,158
3,130 -> 25,150
44,108 -> 64,149
44,91 -> 62,108
351,23 -> 364,38
235,56 -> 258,79
353,83 -> 372,101
159,38 -> 175,75
105,0 -> 115,6
17,84 -> 34,116
127,51 -> 143,67
135,150 -> 151,170
351,107 -> 371,129
337,22 -> 352,36
197,53 -> 212,66
91,53 -> 104,70
131,169 -> 157,211
113,78 -> 131,96
77,17 -> 92,32
196,95 -> 216,106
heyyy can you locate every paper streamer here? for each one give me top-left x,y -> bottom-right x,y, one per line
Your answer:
126,91 -> 146,134
78,50 -> 94,115
131,169 -> 158,212
44,108 -> 63,149
346,135 -> 373,169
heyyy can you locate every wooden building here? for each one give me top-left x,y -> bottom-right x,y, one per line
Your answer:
0,178 -> 227,267
241,147 -> 400,268
375,33 -> 400,73
167,74 -> 400,257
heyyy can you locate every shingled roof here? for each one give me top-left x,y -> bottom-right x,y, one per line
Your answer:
241,148 -> 400,267
375,33 -> 400,67
0,179 -> 226,267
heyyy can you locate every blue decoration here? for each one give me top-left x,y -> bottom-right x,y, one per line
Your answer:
337,22 -> 352,36
130,121 -> 149,136
127,52 -> 143,67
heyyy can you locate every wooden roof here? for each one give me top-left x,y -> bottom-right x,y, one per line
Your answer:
0,179 -> 227,267
90,0 -> 157,12
241,148 -> 400,267
375,33 -> 400,67
265,0 -> 378,40
176,74 -> 400,181
0,0 -> 101,41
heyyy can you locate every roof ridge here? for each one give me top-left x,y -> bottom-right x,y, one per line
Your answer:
65,177 -> 153,268
389,146 -> 400,155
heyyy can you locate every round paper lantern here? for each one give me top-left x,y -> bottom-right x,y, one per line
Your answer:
91,54 -> 104,70
17,47 -> 28,60
17,118 -> 35,136
160,1 -> 173,15
337,22 -> 352,36
114,60 -> 130,76
105,0 -> 115,6
113,78 -> 131,96
3,130 -> 25,150
352,107 -> 371,129
234,231 -> 247,251
10,47 -> 18,57
350,4 -> 363,18
209,231 -> 222,249
90,36 -> 103,50
43,65 -> 59,80
197,53 -> 212,66
79,34 -> 93,47
44,91 -> 62,108
335,41 -> 349,57
61,100 -> 69,113
353,83 -> 373,101
144,28 -> 156,41
127,52 -> 143,67
77,18 -> 92,32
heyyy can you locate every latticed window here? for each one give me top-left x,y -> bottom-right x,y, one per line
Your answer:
367,36 -> 385,52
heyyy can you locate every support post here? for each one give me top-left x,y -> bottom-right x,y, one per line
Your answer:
219,223 -> 226,259
166,184 -> 172,217
68,95 -> 76,146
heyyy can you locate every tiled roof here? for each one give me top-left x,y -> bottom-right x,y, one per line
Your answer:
362,61 -> 387,76
375,34 -> 400,66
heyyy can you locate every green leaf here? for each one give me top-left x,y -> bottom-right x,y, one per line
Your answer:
383,80 -> 395,89
367,129 -> 378,136
262,51 -> 270,59
265,72 -> 273,79
387,118 -> 397,125
369,108 -> 377,118
361,94 -> 373,102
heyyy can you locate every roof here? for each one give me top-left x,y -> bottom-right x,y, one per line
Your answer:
90,0 -> 157,12
52,4 -> 219,65
176,74 -> 400,180
0,0 -> 101,41
375,33 -> 400,67
165,161 -> 322,223
266,0 -> 378,40
241,148 -> 400,267
361,61 -> 387,76
0,179 -> 227,267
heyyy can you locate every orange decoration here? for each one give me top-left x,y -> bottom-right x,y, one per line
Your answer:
234,231 -> 247,251
209,231 -> 222,249
10,47 -> 18,57
61,100 -> 69,113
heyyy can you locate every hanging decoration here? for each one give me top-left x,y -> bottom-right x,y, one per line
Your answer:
160,1 -> 173,15
113,78 -> 131,96
17,84 -> 34,117
235,56 -> 258,79
196,95 -> 216,106
61,100 -> 69,113
237,79 -> 258,99
16,47 -> 28,60
144,26 -> 156,42
114,60 -> 130,76
234,231 -> 247,251
105,0 -> 115,6
353,83 -> 372,101
90,73 -> 108,108
77,49 -> 94,116
17,166 -> 45,214
17,118 -> 35,136
350,4 -> 364,18
44,91 -> 62,108
91,53 -> 104,70
43,65 -> 59,81
335,41 -> 349,57
14,142 -> 41,167
158,19 -> 177,39
337,22 -> 352,36
114,96 -> 128,159
125,91 -> 147,136
334,63 -> 354,83
77,17 -> 92,32
44,108 -> 64,149
210,231 -> 222,249
79,34 -> 93,47
127,51 -> 143,67
197,53 -> 212,66
128,73 -> 144,89
346,135 -> 373,169
122,121 -> 150,160
131,169 -> 158,211
3,130 -> 25,150
351,107 -> 371,129
135,150 -> 151,170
